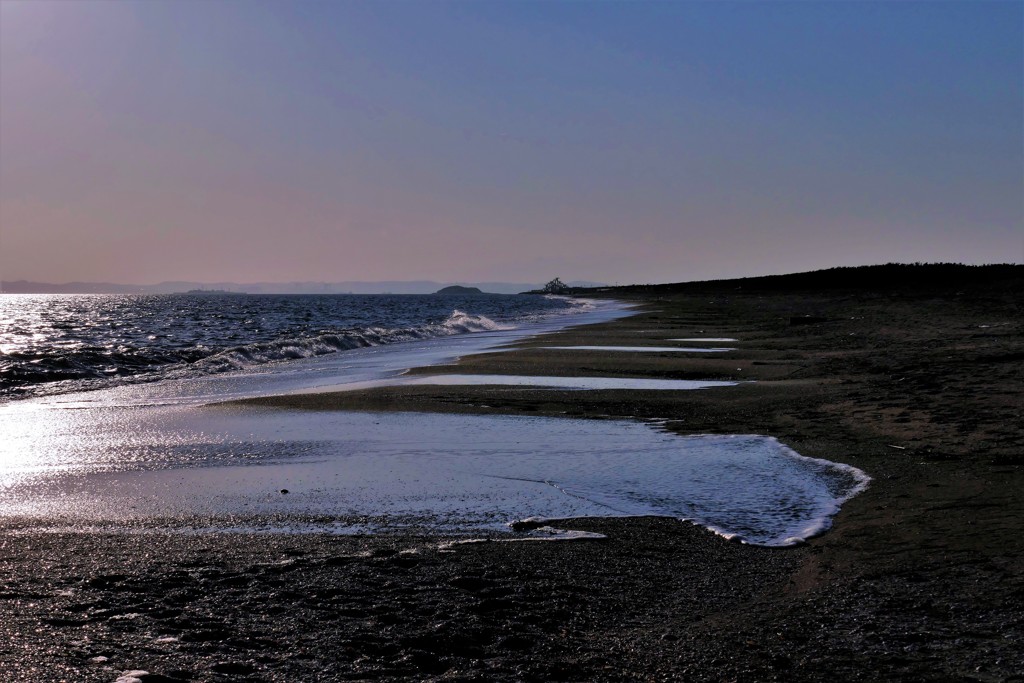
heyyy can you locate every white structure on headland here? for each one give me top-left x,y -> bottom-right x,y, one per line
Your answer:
543,278 -> 569,294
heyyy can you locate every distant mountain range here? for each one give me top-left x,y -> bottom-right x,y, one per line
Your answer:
0,279 -> 607,295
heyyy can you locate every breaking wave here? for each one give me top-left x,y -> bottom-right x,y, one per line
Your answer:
192,311 -> 510,374
0,293 -> 554,400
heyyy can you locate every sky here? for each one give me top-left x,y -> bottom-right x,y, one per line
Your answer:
0,0 -> 1021,286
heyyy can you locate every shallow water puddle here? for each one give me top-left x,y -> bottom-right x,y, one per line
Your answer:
290,373 -> 738,395
540,346 -> 735,352
0,407 -> 867,546
398,375 -> 738,391
669,338 -> 739,342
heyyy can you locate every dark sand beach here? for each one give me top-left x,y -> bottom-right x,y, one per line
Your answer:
2,266 -> 1022,682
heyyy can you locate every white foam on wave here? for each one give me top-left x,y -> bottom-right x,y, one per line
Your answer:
443,309 -> 513,333
187,310 -> 510,374
670,337 -> 739,342
554,296 -> 607,314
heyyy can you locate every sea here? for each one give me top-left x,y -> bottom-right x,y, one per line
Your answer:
0,292 -> 869,546
0,292 -> 592,400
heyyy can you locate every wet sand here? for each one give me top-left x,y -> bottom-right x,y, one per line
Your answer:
3,272 -> 1022,681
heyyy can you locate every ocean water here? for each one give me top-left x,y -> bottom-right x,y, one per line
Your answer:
0,293 -> 869,545
0,293 -> 588,400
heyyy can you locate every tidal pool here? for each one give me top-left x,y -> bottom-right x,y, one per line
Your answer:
0,406 -> 867,546
397,375 -> 737,391
541,346 -> 735,353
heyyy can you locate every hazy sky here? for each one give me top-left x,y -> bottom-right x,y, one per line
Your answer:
1,0 -> 1021,285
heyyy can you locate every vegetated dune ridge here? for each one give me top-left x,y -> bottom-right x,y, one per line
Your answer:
2,263 -> 1021,682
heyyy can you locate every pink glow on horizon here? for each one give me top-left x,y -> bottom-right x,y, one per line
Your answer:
1,1 -> 1020,285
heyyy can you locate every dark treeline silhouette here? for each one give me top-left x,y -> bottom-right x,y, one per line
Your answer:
574,263 -> 1023,296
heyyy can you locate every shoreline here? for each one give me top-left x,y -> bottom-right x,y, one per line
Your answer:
3,279 -> 1022,681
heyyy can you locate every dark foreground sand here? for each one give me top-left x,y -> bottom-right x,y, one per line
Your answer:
2,270 -> 1022,682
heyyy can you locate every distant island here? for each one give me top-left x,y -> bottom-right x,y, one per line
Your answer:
0,279 -> 606,295
434,285 -> 485,295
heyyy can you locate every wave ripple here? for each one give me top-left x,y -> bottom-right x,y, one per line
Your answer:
0,294 -> 581,399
